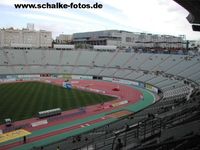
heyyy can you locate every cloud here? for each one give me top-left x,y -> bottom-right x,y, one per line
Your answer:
0,0 -> 199,40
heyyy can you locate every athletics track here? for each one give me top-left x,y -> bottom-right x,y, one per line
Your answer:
0,79 -> 156,150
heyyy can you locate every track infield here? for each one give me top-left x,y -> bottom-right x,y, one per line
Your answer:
0,79 -> 156,150
0,81 -> 115,124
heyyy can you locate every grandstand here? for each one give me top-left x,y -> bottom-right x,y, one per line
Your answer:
0,48 -> 200,149
0,1 -> 200,149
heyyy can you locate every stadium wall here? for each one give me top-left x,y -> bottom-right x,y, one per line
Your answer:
0,74 -> 160,95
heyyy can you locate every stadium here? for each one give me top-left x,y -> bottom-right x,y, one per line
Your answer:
0,1 -> 200,150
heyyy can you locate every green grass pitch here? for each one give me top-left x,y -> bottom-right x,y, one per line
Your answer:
0,81 -> 115,124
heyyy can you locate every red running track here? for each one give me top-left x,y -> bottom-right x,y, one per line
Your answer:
0,79 -> 142,150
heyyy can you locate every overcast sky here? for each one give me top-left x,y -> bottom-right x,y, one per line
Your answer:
0,0 -> 199,40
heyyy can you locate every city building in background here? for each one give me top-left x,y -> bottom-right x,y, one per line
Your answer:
0,24 -> 52,48
1,25 -> 197,52
55,34 -> 72,44
73,30 -> 186,50
27,23 -> 34,31
188,40 -> 200,51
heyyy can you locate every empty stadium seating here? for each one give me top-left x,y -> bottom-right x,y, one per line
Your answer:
0,49 -> 200,150
0,49 -> 199,103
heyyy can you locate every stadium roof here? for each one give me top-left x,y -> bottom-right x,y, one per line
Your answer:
174,0 -> 200,24
174,0 -> 200,31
